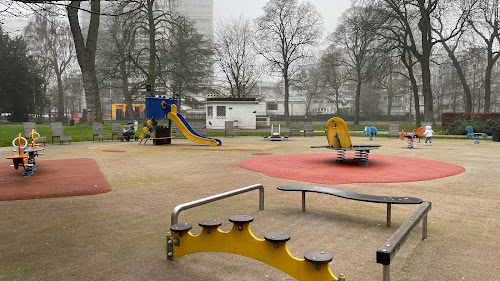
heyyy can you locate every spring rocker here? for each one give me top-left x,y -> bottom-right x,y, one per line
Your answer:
400,127 -> 423,149
6,130 -> 45,176
311,117 -> 380,166
363,126 -> 378,140
167,215 -> 345,281
465,126 -> 488,144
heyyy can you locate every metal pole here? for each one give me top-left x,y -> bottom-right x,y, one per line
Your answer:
302,191 -> 306,212
383,264 -> 390,281
259,186 -> 265,211
386,203 -> 392,227
170,184 -> 264,225
422,214 -> 428,240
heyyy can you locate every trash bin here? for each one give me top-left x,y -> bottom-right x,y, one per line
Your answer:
70,120 -> 75,126
493,127 -> 500,142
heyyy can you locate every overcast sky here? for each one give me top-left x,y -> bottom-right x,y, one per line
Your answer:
1,0 -> 353,37
213,0 -> 353,35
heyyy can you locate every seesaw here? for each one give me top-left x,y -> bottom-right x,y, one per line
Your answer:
311,117 -> 380,166
400,127 -> 423,149
167,215 -> 345,281
6,130 -> 44,176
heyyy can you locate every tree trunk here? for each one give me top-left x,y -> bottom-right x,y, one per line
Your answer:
406,55 -> 421,127
283,66 -> 290,126
178,83 -> 183,110
67,0 -> 102,123
442,41 -> 472,112
354,69 -> 362,124
420,59 -> 434,123
55,68 -> 64,121
484,54 -> 494,112
335,88 -> 340,113
411,77 -> 421,127
147,0 -> 157,86
121,62 -> 136,120
417,3 -> 434,124
387,92 -> 393,117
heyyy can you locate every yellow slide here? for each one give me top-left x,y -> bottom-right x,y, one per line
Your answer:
324,117 -> 352,148
167,105 -> 220,146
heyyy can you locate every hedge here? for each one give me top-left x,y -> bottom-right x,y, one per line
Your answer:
442,112 -> 500,135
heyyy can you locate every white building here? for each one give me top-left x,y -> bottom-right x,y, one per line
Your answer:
171,0 -> 213,38
205,98 -> 258,129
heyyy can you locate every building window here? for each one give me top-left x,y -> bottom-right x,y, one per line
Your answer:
207,106 -> 213,118
216,106 -> 226,117
267,102 -> 278,110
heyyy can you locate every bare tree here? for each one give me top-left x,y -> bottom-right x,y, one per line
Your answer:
123,0 -> 172,89
373,51 -> 410,117
25,10 -> 74,121
372,3 -> 423,125
214,16 -> 261,98
360,80 -> 384,118
432,0 -> 477,113
318,46 -> 348,114
332,6 -> 381,124
467,0 -> 500,112
294,62 -> 324,116
98,3 -> 143,120
67,0 -> 102,123
254,0 -> 323,125
377,0 -> 441,123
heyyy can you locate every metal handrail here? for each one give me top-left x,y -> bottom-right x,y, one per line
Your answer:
170,184 -> 265,225
376,201 -> 432,281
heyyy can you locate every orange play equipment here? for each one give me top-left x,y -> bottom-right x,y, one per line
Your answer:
400,127 -> 423,149
7,130 -> 44,176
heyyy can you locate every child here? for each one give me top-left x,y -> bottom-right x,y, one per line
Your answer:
423,125 -> 435,145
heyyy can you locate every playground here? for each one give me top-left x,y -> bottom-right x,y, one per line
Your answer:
0,134 -> 499,280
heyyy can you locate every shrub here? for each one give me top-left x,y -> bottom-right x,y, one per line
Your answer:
445,119 -> 500,135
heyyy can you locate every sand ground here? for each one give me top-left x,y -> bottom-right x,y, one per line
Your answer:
0,136 -> 499,281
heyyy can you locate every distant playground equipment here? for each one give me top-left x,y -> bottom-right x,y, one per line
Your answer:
263,124 -> 288,141
400,127 -> 424,149
121,120 -> 138,142
363,126 -> 378,140
311,117 -> 380,166
167,216 -> 344,281
465,126 -> 488,144
167,184 -> 431,281
142,95 -> 221,146
6,130 -> 44,176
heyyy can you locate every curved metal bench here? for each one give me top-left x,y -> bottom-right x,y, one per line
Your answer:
277,184 -> 423,227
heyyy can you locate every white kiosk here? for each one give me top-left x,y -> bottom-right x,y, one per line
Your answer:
205,98 -> 258,130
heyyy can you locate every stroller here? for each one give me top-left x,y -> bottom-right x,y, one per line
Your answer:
121,120 -> 139,141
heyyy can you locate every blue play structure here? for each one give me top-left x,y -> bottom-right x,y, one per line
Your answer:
465,126 -> 488,144
144,95 -> 221,146
363,126 -> 377,141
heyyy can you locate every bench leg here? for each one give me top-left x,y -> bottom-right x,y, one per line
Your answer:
302,191 -> 306,212
383,264 -> 390,281
422,214 -> 428,240
386,203 -> 392,227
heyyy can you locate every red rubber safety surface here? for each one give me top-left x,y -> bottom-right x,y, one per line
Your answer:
0,158 -> 111,201
236,153 -> 465,185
